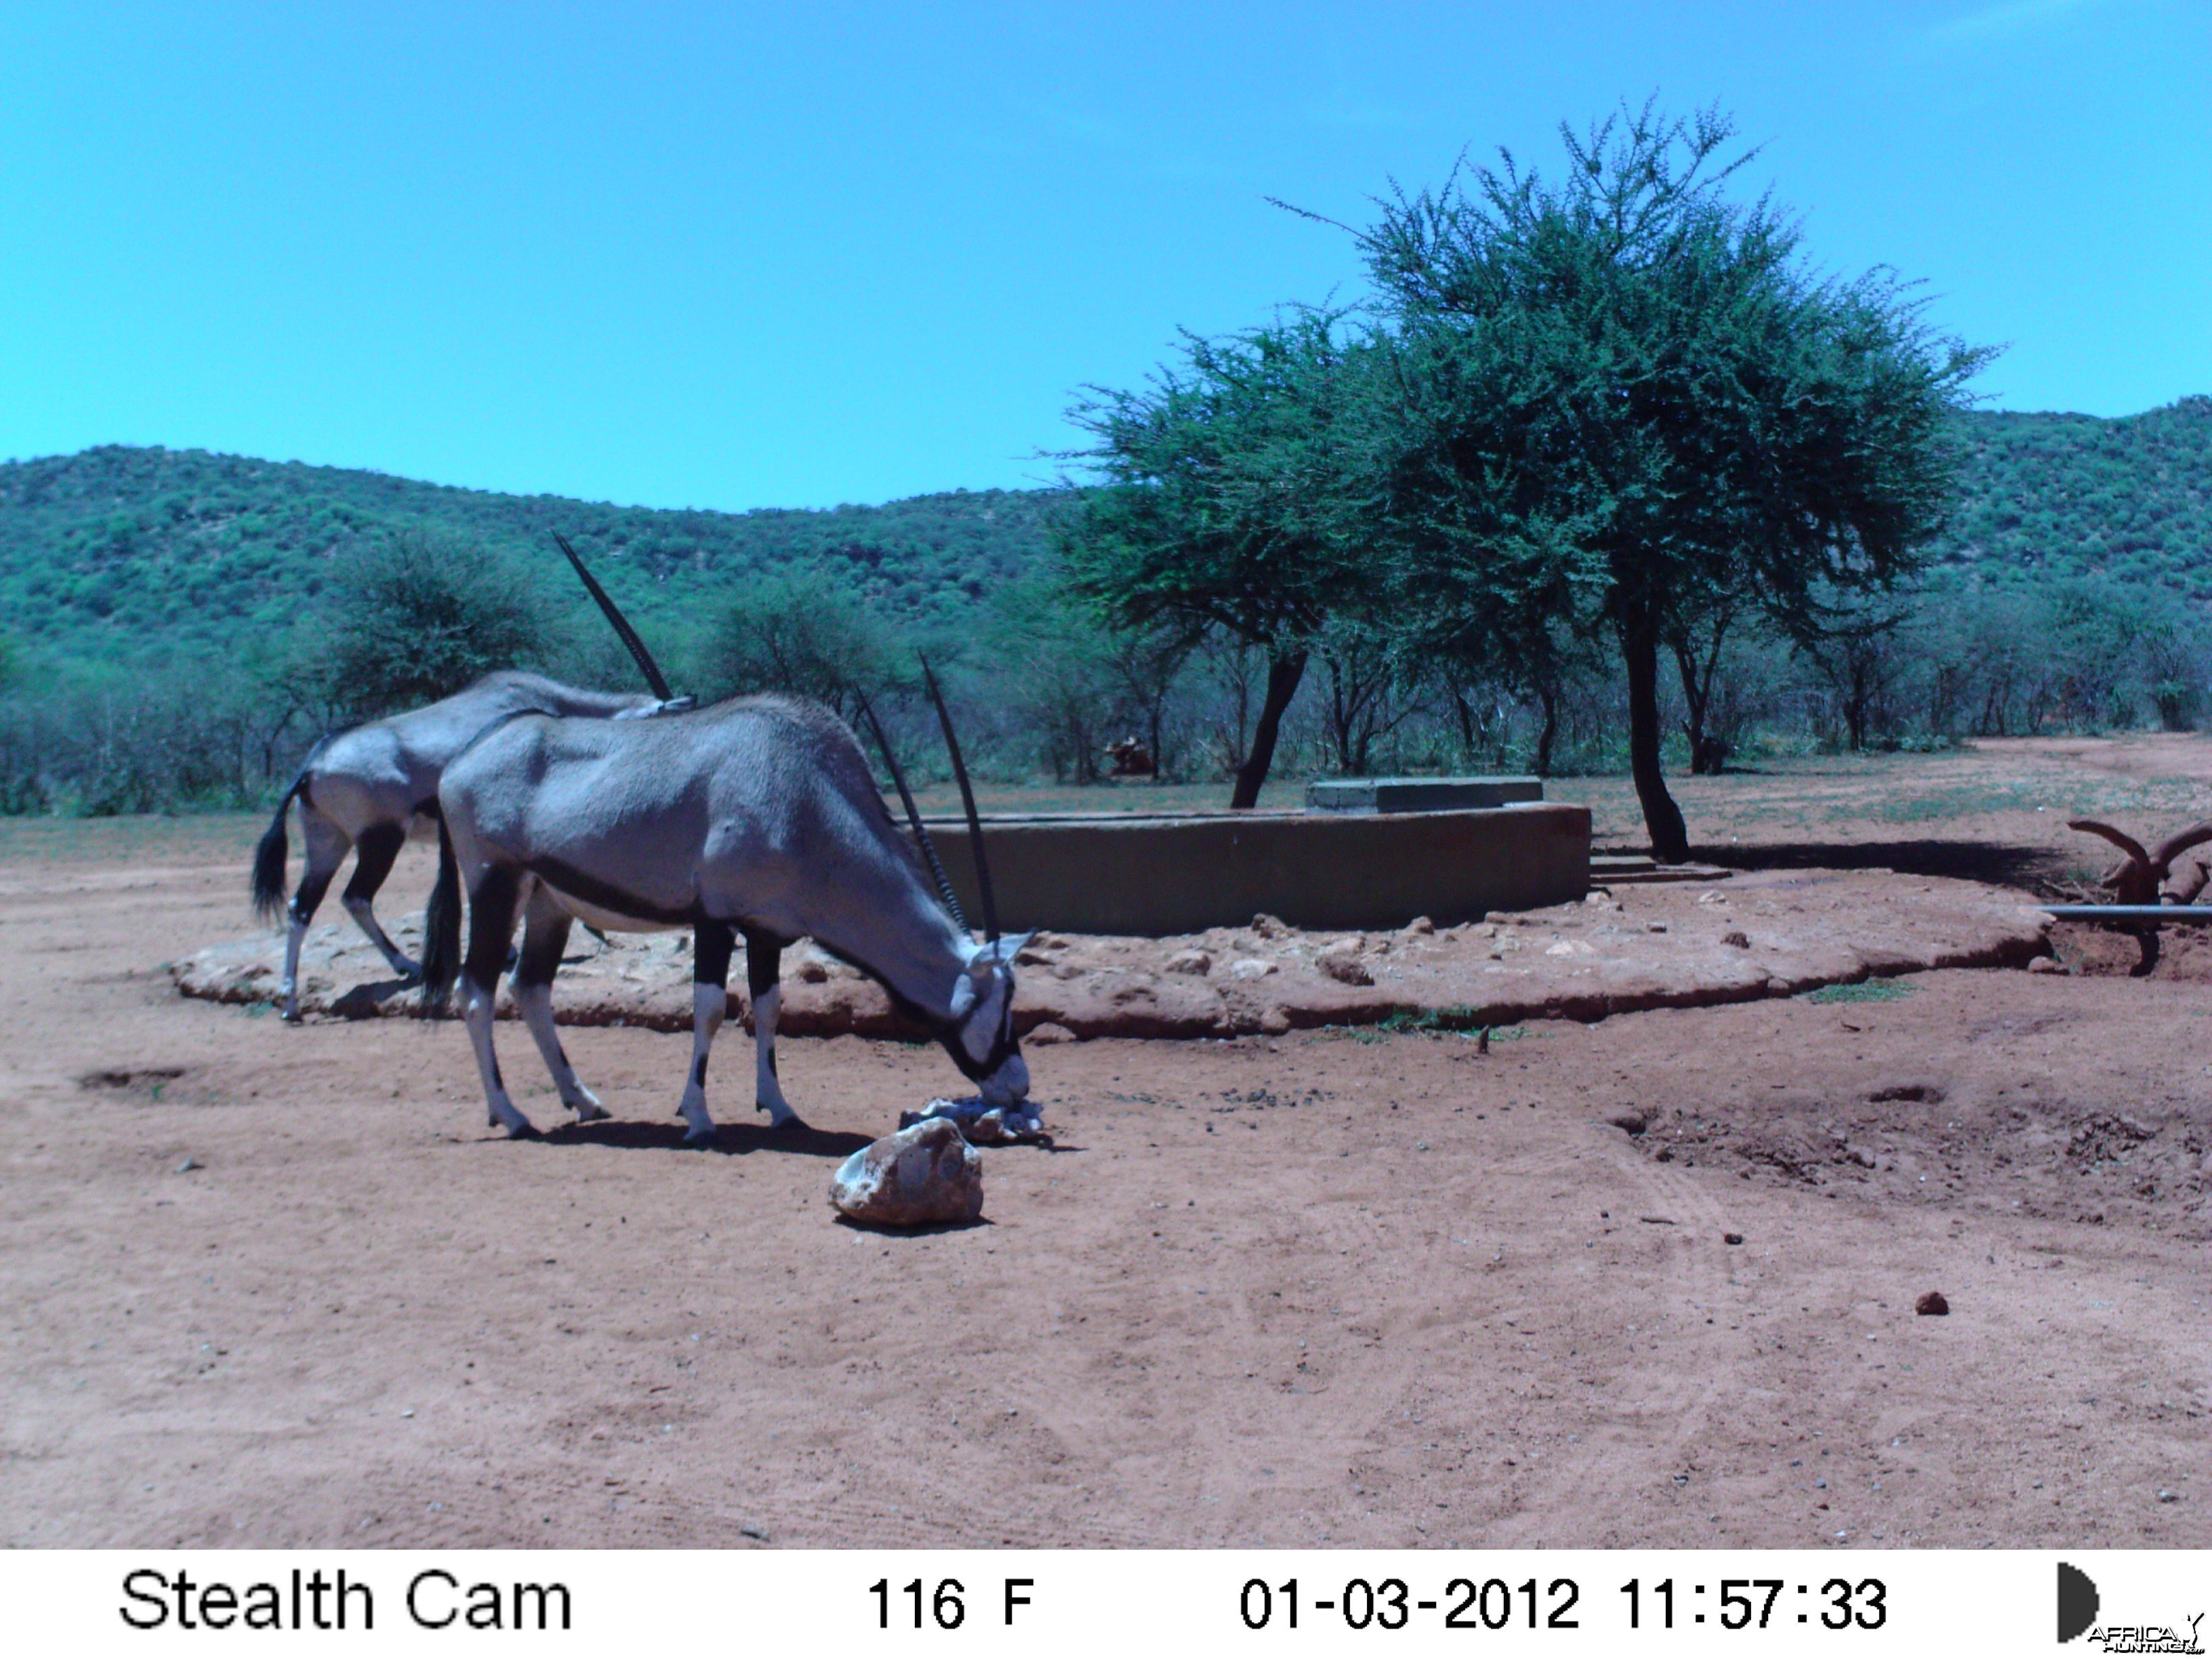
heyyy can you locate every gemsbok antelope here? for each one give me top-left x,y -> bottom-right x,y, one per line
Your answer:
251,672 -> 687,1019
420,676 -> 1032,1141
250,534 -> 689,1021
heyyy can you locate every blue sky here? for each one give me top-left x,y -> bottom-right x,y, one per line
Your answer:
2,1 -> 2205,510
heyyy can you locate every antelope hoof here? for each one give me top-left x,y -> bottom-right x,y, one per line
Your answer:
756,1099 -> 796,1128
392,955 -> 422,979
681,1126 -> 716,1148
571,1101 -> 609,1124
504,1119 -> 541,1141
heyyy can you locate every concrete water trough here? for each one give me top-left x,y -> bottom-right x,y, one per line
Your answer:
916,792 -> 1591,936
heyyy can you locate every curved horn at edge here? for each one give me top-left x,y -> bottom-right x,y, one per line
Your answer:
2068,819 -> 2151,869
920,657 -> 998,945
854,691 -> 968,934
2152,819 -> 2212,872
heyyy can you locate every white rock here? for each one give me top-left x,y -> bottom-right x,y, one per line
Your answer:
1229,958 -> 1277,981
829,1119 -> 985,1227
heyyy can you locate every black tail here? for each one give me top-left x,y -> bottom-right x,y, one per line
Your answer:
251,771 -> 308,925
421,813 -> 464,1014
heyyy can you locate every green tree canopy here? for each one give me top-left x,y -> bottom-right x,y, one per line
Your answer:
697,562 -> 899,726
1357,100 -> 1991,858
1058,309 -> 1385,806
323,532 -> 553,718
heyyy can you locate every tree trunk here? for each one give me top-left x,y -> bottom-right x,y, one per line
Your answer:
1532,680 -> 1559,779
1620,600 -> 1690,863
1230,651 -> 1307,809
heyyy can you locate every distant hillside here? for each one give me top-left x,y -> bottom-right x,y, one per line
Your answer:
0,446 -> 1062,666
2,396 -> 2207,667
1933,394 -> 2212,592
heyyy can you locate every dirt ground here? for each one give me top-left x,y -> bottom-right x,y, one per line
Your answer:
3,741 -> 2209,1550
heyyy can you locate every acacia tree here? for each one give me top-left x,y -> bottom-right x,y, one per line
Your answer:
324,532 -> 552,718
699,561 -> 900,725
1059,310 -> 1381,807
1356,101 -> 1989,860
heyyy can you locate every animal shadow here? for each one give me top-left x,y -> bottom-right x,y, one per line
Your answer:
539,1117 -> 872,1158
328,977 -> 424,1020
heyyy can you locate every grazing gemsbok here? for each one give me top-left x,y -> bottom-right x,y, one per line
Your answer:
420,678 -> 1031,1141
250,534 -> 689,1021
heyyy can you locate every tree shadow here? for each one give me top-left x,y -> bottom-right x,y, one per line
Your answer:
537,1118 -> 872,1158
1698,838 -> 2069,893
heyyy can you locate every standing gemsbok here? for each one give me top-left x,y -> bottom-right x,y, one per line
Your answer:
251,672 -> 683,1020
421,684 -> 1031,1141
251,533 -> 689,1021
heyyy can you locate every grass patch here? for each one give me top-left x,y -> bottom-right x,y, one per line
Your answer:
1343,1010 -> 1530,1043
1802,977 -> 1917,1004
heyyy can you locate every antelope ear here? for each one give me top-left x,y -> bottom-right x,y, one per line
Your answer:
994,932 -> 1035,966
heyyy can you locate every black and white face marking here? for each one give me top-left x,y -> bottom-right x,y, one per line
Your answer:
947,935 -> 1030,1103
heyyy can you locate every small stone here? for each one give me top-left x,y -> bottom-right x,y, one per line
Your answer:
829,1119 -> 984,1227
1250,914 -> 1291,939
739,1522 -> 771,1540
1164,949 -> 1212,976
1723,1232 -> 1744,1246
176,1159 -> 204,1173
1697,891 -> 1723,905
1607,1109 -> 1649,1135
1229,958 -> 1277,981
1647,922 -> 1668,933
1914,1290 -> 1950,1316
1315,948 -> 1374,986
2027,956 -> 2066,975
794,958 -> 830,983
1404,916 -> 1435,935
2156,1490 -> 2179,1503
1023,1021 -> 1076,1045
1721,930 -> 1750,949
1258,1005 -> 1292,1036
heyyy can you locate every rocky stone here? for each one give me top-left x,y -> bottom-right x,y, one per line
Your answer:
1914,1290 -> 1950,1316
2027,956 -> 2066,975
1722,930 -> 1751,949
900,1096 -> 1046,1145
1258,1005 -> 1292,1036
1023,1021 -> 1077,1045
1227,958 -> 1276,981
1404,916 -> 1435,935
1250,914 -> 1291,940
1164,949 -> 1212,975
1607,1109 -> 1650,1135
1315,947 -> 1373,986
829,1118 -> 985,1227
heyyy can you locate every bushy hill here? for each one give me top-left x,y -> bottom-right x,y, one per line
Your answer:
2,396 -> 2207,669
1933,394 -> 2212,593
0,445 -> 1062,668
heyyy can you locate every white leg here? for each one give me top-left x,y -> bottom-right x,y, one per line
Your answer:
514,981 -> 605,1121
462,979 -> 534,1137
676,983 -> 724,1144
754,983 -> 795,1126
279,918 -> 308,1022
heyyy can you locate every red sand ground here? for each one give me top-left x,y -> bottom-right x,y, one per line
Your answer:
3,743 -> 2209,1549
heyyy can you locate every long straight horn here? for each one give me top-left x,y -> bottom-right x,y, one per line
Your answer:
552,531 -> 674,703
920,657 -> 998,945
854,691 -> 968,934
